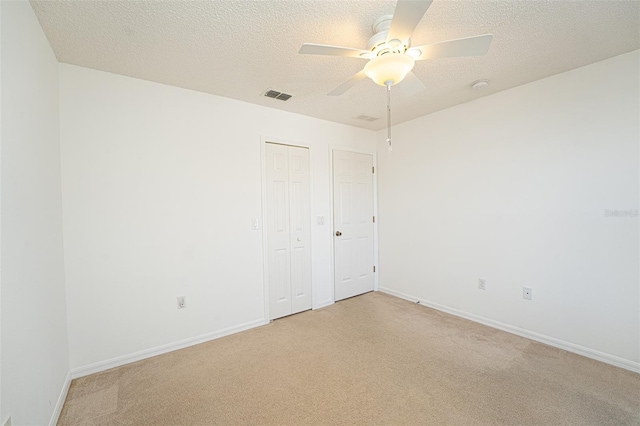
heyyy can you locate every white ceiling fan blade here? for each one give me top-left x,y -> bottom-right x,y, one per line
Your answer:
328,70 -> 368,96
299,43 -> 371,58
409,34 -> 493,61
400,71 -> 426,97
387,0 -> 434,43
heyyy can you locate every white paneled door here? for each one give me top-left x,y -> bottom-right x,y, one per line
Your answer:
333,150 -> 374,301
265,143 -> 312,320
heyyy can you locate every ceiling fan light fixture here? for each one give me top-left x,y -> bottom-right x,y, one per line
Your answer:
364,54 -> 415,86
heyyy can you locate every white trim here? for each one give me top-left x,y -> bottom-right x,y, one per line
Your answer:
49,371 -> 71,426
313,299 -> 335,310
379,287 -> 640,374
259,137 -> 270,321
71,319 -> 268,378
372,156 -> 379,292
327,146 -> 336,303
329,144 -> 377,156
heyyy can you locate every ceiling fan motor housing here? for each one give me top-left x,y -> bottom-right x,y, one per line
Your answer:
367,15 -> 410,55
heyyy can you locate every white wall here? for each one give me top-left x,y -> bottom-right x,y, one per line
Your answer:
377,50 -> 640,370
58,52 -> 639,375
1,1 -> 70,424
59,64 -> 375,372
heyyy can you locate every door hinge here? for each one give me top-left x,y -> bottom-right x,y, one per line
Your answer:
372,166 -> 375,173
373,266 -> 376,273
373,216 -> 375,223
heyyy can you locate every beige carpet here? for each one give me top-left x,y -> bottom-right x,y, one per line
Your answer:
58,292 -> 640,425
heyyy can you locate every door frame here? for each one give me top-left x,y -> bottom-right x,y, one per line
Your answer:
328,145 -> 379,303
260,136 -> 315,321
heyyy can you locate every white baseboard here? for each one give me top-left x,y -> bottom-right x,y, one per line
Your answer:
71,318 -> 269,379
49,371 -> 71,426
379,287 -> 640,374
313,299 -> 334,310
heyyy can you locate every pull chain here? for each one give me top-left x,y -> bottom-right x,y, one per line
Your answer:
386,81 -> 392,152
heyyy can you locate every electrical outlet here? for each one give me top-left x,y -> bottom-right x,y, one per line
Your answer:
177,296 -> 186,309
523,287 -> 532,300
478,278 -> 486,290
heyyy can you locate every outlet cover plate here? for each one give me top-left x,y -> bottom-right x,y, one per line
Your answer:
523,287 -> 532,300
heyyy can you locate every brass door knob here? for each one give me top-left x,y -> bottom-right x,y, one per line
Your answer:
335,231 -> 342,236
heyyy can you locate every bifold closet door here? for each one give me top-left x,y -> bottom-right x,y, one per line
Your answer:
265,143 -> 312,320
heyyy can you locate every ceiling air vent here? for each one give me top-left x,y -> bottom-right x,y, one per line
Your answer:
263,89 -> 293,101
354,115 -> 381,122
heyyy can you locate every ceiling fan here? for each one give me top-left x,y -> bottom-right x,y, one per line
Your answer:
299,0 -> 492,96
298,0 -> 493,150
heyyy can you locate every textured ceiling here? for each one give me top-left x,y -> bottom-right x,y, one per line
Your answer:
31,0 -> 640,131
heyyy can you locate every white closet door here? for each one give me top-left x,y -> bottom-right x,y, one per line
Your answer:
287,146 -> 312,314
266,143 -> 311,320
333,150 -> 374,301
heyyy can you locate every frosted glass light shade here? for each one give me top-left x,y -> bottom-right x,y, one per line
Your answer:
364,54 -> 415,86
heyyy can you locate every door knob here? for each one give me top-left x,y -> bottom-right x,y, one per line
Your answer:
335,231 -> 342,236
